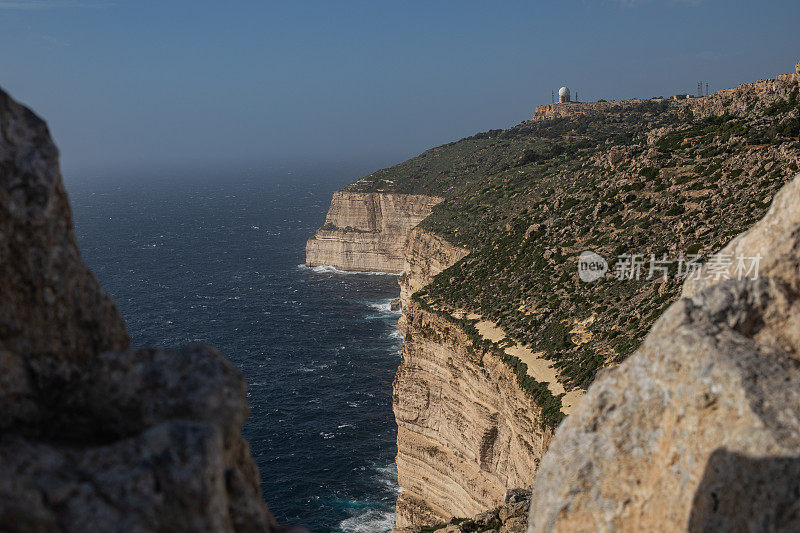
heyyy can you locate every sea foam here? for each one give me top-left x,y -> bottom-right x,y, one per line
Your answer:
297,264 -> 399,276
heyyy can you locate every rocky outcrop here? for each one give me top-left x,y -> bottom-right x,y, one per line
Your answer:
394,299 -> 553,528
306,191 -> 442,273
399,226 -> 469,306
0,89 -> 129,367
396,489 -> 531,533
0,88 -> 288,531
687,69 -> 799,119
533,64 -> 799,123
1,345 -> 278,532
527,173 -> 800,532
531,99 -> 667,121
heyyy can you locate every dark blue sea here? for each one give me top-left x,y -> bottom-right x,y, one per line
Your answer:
68,169 -> 402,532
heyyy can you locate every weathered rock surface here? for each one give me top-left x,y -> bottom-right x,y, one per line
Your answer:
0,87 -> 288,531
399,226 -> 469,307
393,227 -> 553,528
528,173 -> 800,532
306,191 -> 442,273
396,489 -> 531,533
394,299 -> 553,528
0,345 -> 279,532
0,89 -> 129,365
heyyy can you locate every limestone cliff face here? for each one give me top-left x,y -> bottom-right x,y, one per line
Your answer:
531,99 -> 658,121
0,87 -> 294,532
306,191 -> 442,273
399,226 -> 469,306
393,228 -> 549,528
395,489 -> 532,533
394,299 -> 554,528
307,191 -> 548,529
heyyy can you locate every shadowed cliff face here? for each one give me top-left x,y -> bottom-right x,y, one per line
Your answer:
0,89 -> 129,365
0,88 -> 292,531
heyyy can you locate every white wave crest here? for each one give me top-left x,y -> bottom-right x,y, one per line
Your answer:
339,509 -> 395,533
297,264 -> 399,276
364,298 -> 402,318
374,463 -> 400,493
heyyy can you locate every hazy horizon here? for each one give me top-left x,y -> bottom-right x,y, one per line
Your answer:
2,0 -> 798,184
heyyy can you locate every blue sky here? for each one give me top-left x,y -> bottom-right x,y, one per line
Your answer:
1,0 -> 798,182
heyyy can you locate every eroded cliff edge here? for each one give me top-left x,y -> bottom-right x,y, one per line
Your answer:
0,88 -> 290,531
306,191 -> 442,273
307,191 -> 552,527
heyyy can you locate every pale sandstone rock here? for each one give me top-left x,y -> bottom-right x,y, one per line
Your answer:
527,172 -> 800,532
306,191 -> 442,273
394,226 -> 549,528
399,226 -> 469,307
394,300 -> 553,528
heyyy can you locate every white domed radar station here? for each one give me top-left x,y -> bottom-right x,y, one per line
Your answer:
558,86 -> 571,103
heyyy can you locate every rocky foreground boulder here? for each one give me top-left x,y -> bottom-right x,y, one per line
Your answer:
0,89 -> 290,531
528,172 -> 800,531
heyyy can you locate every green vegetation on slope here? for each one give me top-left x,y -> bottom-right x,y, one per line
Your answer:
357,85 -> 800,428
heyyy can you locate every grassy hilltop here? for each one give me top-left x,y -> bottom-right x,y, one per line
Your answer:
353,79 -> 800,428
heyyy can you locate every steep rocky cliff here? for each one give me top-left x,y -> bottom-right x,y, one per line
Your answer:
399,227 -> 469,306
0,88 -> 291,531
394,228 -> 555,527
394,299 -> 554,528
527,172 -> 800,532
306,191 -> 442,273
308,61 -> 800,531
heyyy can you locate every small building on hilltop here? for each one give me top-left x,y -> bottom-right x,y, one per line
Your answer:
558,86 -> 571,103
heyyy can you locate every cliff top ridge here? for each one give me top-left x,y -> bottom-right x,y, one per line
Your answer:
343,62 -> 800,427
